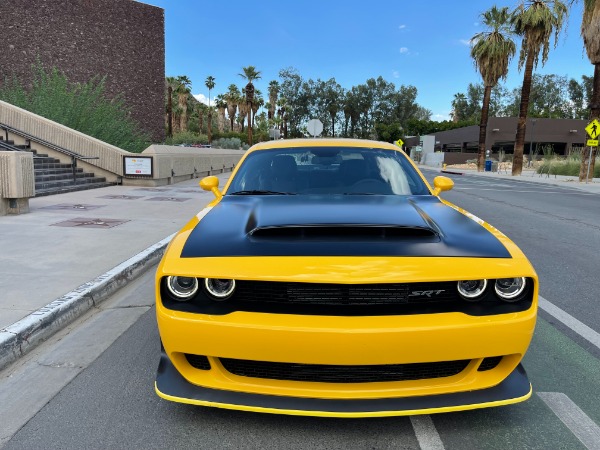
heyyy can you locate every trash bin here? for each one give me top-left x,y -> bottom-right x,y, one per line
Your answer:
485,160 -> 493,172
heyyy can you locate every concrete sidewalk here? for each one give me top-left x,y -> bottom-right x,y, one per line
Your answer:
0,172 -> 231,369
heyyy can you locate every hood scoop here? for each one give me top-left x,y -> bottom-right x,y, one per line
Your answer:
249,225 -> 438,240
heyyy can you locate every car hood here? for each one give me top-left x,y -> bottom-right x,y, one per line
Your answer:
180,195 -> 510,258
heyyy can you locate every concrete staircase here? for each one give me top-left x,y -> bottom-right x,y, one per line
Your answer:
0,137 -> 113,197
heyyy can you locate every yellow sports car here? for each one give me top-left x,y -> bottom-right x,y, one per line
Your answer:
155,138 -> 537,417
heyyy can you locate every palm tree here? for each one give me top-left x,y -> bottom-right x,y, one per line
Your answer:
205,76 -> 215,143
215,94 -> 227,133
164,77 -> 177,138
579,0 -> 600,181
176,76 -> 192,133
511,0 -> 568,175
252,89 -> 264,127
224,84 -> 240,132
471,6 -> 516,171
239,66 -> 262,145
268,80 -> 279,120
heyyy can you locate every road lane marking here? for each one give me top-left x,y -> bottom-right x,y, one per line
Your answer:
537,392 -> 600,450
538,296 -> 600,351
410,415 -> 445,450
454,188 -> 596,195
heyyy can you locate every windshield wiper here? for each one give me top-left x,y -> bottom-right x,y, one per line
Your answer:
229,190 -> 297,195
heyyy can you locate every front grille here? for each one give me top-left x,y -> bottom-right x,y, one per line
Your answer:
219,358 -> 470,383
235,281 -> 458,306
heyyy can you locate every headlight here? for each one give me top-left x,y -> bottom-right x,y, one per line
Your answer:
457,279 -> 487,300
204,278 -> 235,300
166,276 -> 199,300
495,277 -> 526,301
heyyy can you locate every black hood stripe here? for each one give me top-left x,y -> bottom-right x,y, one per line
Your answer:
181,196 -> 510,258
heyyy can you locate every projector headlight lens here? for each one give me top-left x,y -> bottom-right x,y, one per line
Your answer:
457,279 -> 487,300
166,276 -> 199,300
495,277 -> 526,301
204,278 -> 236,300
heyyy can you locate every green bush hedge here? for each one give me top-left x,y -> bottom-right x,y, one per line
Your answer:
0,64 -> 151,153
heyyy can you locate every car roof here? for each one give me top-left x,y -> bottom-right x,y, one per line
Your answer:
249,138 -> 401,152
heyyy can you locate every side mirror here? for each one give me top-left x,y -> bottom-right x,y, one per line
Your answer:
199,176 -> 222,199
432,176 -> 454,196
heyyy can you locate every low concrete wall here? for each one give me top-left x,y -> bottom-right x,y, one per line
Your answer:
0,151 -> 35,215
0,100 -> 128,178
125,145 -> 244,186
0,101 -> 246,187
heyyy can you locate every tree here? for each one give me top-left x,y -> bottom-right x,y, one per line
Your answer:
251,89 -> 264,128
579,0 -> 600,181
175,76 -> 191,133
205,76 -> 215,143
239,66 -> 261,145
511,0 -> 568,175
268,80 -> 279,120
215,94 -> 227,133
471,6 -> 516,171
224,84 -> 240,132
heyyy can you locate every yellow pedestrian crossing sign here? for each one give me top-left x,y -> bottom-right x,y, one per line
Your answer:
585,119 -> 600,139
395,138 -> 404,148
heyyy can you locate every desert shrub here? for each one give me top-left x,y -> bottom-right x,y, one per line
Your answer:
0,63 -> 151,153
164,131 -> 208,146
212,137 -> 242,150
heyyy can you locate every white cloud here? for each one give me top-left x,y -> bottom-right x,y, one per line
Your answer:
398,24 -> 406,30
393,70 -> 400,78
433,113 -> 451,121
399,47 -> 409,54
459,39 -> 471,46
193,93 -> 211,105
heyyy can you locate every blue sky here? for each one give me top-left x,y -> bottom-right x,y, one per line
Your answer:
142,0 -> 592,121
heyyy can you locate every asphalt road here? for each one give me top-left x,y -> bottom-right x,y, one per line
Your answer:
2,173 -> 600,449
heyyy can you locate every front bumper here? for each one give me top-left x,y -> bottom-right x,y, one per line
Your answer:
155,350 -> 532,417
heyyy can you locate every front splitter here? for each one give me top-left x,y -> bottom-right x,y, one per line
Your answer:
155,352 -> 532,418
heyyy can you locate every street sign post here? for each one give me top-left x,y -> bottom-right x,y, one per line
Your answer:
585,119 -> 600,183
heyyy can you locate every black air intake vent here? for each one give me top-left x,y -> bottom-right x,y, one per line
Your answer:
249,226 -> 437,240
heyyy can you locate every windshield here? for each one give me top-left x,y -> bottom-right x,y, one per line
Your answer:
227,146 -> 429,196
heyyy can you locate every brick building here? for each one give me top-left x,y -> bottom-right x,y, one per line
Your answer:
0,0 -> 165,142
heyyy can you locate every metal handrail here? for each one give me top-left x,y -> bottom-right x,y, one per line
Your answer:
1,123 -> 99,184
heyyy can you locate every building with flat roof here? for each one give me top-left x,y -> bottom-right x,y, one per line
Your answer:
406,117 -> 588,165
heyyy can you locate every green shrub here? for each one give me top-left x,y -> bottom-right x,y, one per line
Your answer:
164,131 -> 208,146
0,63 -> 151,153
537,156 -> 600,177
212,131 -> 248,144
212,137 -> 242,150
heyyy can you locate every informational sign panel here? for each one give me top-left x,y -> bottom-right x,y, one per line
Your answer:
587,139 -> 598,147
395,138 -> 404,148
123,156 -> 153,177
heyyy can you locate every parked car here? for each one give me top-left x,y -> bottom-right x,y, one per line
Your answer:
154,138 -> 537,417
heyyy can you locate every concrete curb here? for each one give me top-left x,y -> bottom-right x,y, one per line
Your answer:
0,233 -> 175,371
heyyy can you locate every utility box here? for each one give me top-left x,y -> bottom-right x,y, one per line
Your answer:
0,151 -> 35,215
